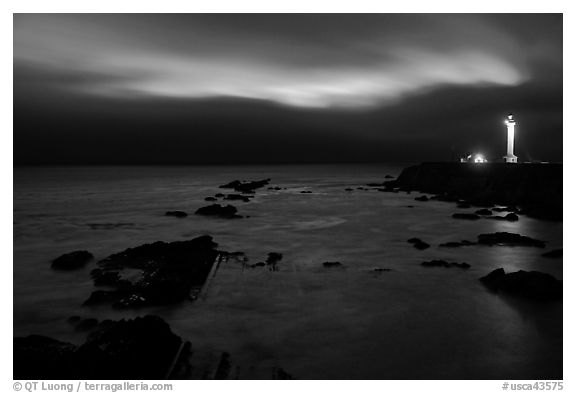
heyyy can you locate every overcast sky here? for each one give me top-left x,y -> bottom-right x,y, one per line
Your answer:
14,14 -> 562,164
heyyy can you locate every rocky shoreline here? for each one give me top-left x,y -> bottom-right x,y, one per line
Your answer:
384,162 -> 562,221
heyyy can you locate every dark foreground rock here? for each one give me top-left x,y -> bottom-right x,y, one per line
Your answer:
14,315 -> 188,380
487,213 -> 519,222
475,208 -> 493,216
224,194 -> 252,202
195,204 -> 242,219
480,268 -> 562,301
84,235 -> 225,308
386,163 -> 562,221
165,210 -> 188,218
407,238 -> 430,250
477,232 -> 546,247
421,260 -> 470,269
266,252 -> 283,271
452,213 -> 480,220
542,249 -> 563,258
439,240 -> 476,247
51,250 -> 94,270
322,261 -> 343,268
219,179 -> 271,193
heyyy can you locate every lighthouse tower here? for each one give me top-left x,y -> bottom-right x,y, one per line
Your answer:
503,114 -> 518,163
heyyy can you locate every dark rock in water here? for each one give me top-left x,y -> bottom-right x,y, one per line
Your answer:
492,206 -> 518,213
91,269 -> 127,287
195,204 -> 242,219
85,235 -> 224,308
219,180 -> 242,189
414,195 -> 429,202
75,315 -> 184,379
165,211 -> 188,218
487,213 -> 519,221
51,250 -> 93,270
477,232 -> 546,248
475,208 -> 493,216
421,260 -> 470,269
300,190 -> 313,194
373,268 -> 392,273
204,197 -> 217,202
384,175 -> 395,179
430,193 -> 459,203
367,183 -> 384,187
345,188 -> 354,191
452,213 -> 480,220
266,252 -> 283,271
273,367 -> 295,380
250,262 -> 266,268
224,194 -> 251,202
479,268 -> 562,301
389,163 -> 562,221
214,352 -> 232,380
219,179 -> 271,193
504,213 -> 519,221
457,203 -> 471,208
214,193 -> 225,198
15,315 -> 188,379
407,238 -> 430,250
542,249 -> 562,258
75,318 -> 99,332
67,315 -> 81,324
439,240 -> 476,248
322,261 -> 343,268
14,334 -> 76,379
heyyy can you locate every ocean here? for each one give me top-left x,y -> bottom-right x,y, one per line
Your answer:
13,164 -> 563,379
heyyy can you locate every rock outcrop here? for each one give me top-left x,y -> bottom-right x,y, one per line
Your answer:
51,250 -> 94,270
14,315 -> 188,380
84,235 -> 225,308
386,163 -> 562,221
479,268 -> 562,301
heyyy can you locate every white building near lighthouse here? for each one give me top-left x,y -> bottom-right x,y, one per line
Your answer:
503,114 -> 518,163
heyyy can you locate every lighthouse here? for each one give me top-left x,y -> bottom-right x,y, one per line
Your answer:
503,114 -> 518,163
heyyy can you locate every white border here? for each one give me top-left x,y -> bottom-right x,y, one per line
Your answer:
4,2 -> 572,391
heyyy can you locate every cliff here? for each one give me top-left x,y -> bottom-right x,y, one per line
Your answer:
388,163 -> 562,220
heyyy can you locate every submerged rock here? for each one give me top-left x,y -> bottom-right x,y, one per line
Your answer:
407,238 -> 430,250
224,194 -> 251,202
452,213 -> 480,220
195,204 -> 242,219
84,235 -> 224,308
51,250 -> 94,270
479,268 -> 562,301
219,179 -> 271,193
204,197 -> 217,202
421,260 -> 470,269
487,213 -> 519,221
439,240 -> 476,248
165,211 -> 188,218
475,208 -> 493,216
477,232 -> 546,248
542,249 -> 562,258
266,252 -> 283,271
414,195 -> 429,202
322,261 -> 343,268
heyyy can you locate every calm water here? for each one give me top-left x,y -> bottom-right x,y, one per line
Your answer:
13,165 -> 563,379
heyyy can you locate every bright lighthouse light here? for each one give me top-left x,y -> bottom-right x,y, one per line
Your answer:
474,154 -> 487,163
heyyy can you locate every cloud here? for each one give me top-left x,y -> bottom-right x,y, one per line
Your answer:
13,14 -> 546,109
